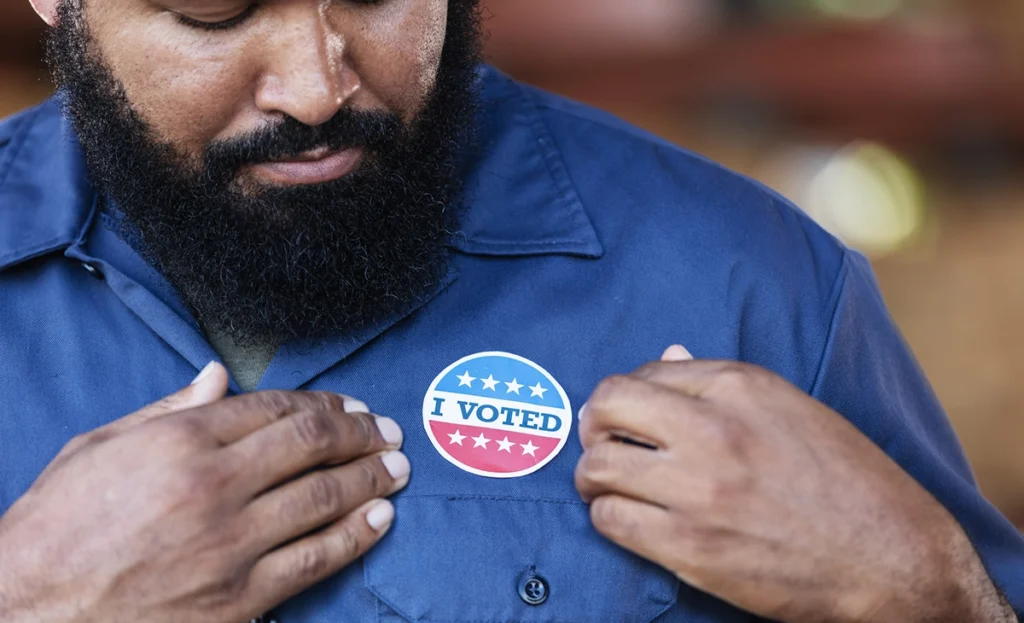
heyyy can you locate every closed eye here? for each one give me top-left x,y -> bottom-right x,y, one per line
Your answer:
175,4 -> 258,31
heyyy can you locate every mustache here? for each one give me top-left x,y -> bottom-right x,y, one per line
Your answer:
203,108 -> 405,177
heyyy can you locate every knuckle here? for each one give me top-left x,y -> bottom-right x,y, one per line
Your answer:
251,390 -> 298,422
712,364 -> 752,393
589,375 -> 634,410
190,566 -> 250,609
343,412 -> 377,452
358,460 -> 384,495
170,414 -> 210,443
291,411 -> 338,455
590,497 -> 636,540
704,416 -> 753,459
307,391 -> 347,413
148,395 -> 184,415
632,361 -> 668,381
307,472 -> 344,517
139,418 -> 208,455
293,544 -> 331,580
334,523 -> 363,561
579,445 -> 617,482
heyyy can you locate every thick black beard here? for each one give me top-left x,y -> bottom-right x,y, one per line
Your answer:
47,0 -> 482,347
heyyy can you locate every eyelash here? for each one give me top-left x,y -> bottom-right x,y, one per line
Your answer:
176,0 -> 383,32
175,5 -> 259,31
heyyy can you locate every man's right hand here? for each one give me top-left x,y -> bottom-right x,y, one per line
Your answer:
0,363 -> 409,623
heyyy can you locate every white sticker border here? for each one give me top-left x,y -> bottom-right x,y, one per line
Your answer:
421,351 -> 573,479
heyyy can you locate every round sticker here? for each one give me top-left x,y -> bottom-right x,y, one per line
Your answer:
422,352 -> 572,478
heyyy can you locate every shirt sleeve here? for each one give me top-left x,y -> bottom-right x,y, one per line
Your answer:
810,250 -> 1024,612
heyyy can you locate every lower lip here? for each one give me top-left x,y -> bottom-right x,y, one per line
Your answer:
250,148 -> 363,185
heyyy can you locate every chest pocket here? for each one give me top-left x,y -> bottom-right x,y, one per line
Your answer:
364,495 -> 679,623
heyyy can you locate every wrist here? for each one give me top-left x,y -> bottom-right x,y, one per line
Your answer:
851,521 -> 1016,623
936,539 -> 1017,623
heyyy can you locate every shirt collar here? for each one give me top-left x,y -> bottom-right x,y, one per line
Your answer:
451,66 -> 603,259
0,99 -> 94,271
0,66 -> 603,272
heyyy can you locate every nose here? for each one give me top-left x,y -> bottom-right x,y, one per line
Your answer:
254,9 -> 359,127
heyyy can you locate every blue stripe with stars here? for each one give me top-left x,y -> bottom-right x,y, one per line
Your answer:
432,355 -> 565,410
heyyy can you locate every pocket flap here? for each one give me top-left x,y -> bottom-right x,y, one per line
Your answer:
365,496 -> 679,623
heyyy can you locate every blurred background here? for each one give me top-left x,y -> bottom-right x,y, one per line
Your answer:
3,0 -> 1024,526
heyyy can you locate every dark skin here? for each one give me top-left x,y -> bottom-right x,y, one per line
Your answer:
576,346 -> 1016,622
33,0 -> 448,185
0,364 -> 411,622
3,0 -> 1018,619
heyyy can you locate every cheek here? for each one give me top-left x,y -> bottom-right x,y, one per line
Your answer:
88,12 -> 255,156
347,0 -> 448,120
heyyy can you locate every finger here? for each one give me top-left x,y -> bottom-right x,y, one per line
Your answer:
245,499 -> 394,613
229,408 -> 404,493
244,451 -> 409,550
578,375 -> 701,450
104,362 -> 229,435
48,362 -> 229,467
188,390 -> 374,445
575,441 -> 675,506
661,345 -> 694,362
632,359 -> 762,399
588,494 -> 678,574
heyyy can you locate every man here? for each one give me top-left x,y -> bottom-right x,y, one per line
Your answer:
0,0 -> 1020,621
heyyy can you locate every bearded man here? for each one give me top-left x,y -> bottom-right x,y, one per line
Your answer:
0,1 -> 1020,621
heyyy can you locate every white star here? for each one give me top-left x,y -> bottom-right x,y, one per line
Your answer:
520,440 -> 539,457
528,382 -> 548,398
448,429 -> 466,446
456,371 -> 476,388
504,378 -> 523,394
472,432 -> 491,449
481,374 -> 499,391
497,436 -> 515,453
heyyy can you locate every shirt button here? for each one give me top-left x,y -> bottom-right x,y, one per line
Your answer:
81,262 -> 104,280
518,573 -> 549,606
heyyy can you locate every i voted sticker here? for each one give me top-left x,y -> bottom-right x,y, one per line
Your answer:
423,352 -> 572,478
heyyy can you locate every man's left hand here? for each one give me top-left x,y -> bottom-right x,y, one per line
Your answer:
575,347 -> 1015,623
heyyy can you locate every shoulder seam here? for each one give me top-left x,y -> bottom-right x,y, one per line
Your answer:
528,90 -> 787,196
529,94 -> 679,148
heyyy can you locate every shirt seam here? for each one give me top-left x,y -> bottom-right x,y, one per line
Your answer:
807,249 -> 853,395
522,87 -> 603,256
457,237 -> 592,247
0,236 -> 72,268
0,106 -> 41,192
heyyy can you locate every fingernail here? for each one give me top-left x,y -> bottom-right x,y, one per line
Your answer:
190,361 -> 217,386
662,345 -> 694,362
343,397 -> 370,413
375,417 -> 403,446
381,451 -> 411,480
578,403 -> 588,420
366,500 -> 395,531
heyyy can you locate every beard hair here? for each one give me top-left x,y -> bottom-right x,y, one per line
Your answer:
46,0 -> 482,347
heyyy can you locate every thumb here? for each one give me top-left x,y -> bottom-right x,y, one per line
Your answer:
45,363 -> 229,474
661,344 -> 694,362
131,361 -> 230,424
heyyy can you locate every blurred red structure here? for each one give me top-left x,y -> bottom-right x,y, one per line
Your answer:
481,0 -> 1024,149
5,0 -> 1024,149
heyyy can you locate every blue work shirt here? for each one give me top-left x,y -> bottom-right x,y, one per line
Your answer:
1,66 -> 1022,622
